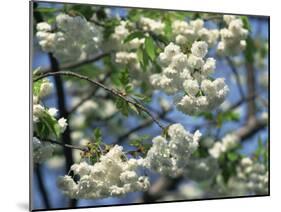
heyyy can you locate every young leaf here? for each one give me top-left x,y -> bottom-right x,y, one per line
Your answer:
145,37 -> 156,60
123,31 -> 145,43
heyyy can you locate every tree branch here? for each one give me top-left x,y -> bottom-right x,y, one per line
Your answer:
34,71 -> 165,130
115,108 -> 172,144
43,139 -> 89,152
226,56 -> 246,99
68,72 -> 110,114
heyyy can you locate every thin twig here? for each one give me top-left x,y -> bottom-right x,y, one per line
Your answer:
116,108 -> 172,144
226,56 -> 246,100
34,71 -> 165,130
68,72 -> 111,114
43,139 -> 89,152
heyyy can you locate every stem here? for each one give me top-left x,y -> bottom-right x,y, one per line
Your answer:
226,56 -> 246,99
43,139 -> 89,152
34,71 -> 165,130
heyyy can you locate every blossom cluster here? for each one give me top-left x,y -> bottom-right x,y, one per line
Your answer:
172,19 -> 219,47
139,17 -> 165,34
208,133 -> 239,159
217,15 -> 249,55
150,42 -> 229,115
33,78 -> 67,163
36,13 -> 102,63
33,137 -> 54,164
108,20 -> 144,51
57,145 -> 149,199
228,157 -> 268,195
144,123 -> 201,177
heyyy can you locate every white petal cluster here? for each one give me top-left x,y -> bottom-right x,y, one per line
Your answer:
217,15 -> 248,55
57,145 -> 149,199
172,19 -> 219,46
228,157 -> 268,195
58,118 -> 68,133
144,123 -> 201,177
109,21 -> 144,51
150,42 -> 228,115
115,51 -> 138,65
33,137 -> 54,163
208,134 -> 239,159
139,17 -> 165,34
36,13 -> 102,63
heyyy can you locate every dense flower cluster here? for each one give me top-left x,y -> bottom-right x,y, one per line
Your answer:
144,123 -> 201,177
228,157 -> 268,195
150,42 -> 228,115
172,19 -> 219,47
108,21 -> 144,51
217,15 -> 248,55
33,79 -> 68,163
139,17 -> 165,34
208,133 -> 239,159
36,13 -> 102,63
57,145 -> 149,199
33,137 -> 54,164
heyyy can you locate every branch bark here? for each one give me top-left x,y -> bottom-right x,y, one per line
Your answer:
34,71 -> 165,130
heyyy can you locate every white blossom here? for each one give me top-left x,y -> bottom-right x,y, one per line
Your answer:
144,123 -> 201,177
36,13 -> 102,63
228,157 -> 268,195
208,133 -> 239,158
58,118 -> 68,132
218,15 -> 248,55
57,145 -> 149,199
139,17 -> 165,34
33,137 -> 54,163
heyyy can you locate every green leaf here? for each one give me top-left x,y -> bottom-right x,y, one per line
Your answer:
93,128 -> 102,144
144,37 -> 156,60
244,37 -> 255,63
125,84 -> 134,94
35,7 -> 59,13
119,68 -> 130,86
33,79 -> 43,97
115,98 -> 129,116
38,111 -> 61,139
227,152 -> 239,161
128,103 -> 139,115
123,31 -> 145,43
241,16 -> 251,31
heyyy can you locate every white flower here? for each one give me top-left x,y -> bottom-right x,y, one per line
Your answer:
48,108 -> 58,117
191,41 -> 208,58
58,118 -> 68,132
183,79 -> 199,96
139,17 -> 164,34
209,133 -> 239,158
187,55 -> 204,69
36,22 -> 51,32
33,104 -> 45,121
39,81 -> 53,97
37,13 -> 102,63
144,123 -> 201,177
57,145 -> 149,199
218,16 -> 248,55
33,137 -> 54,163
